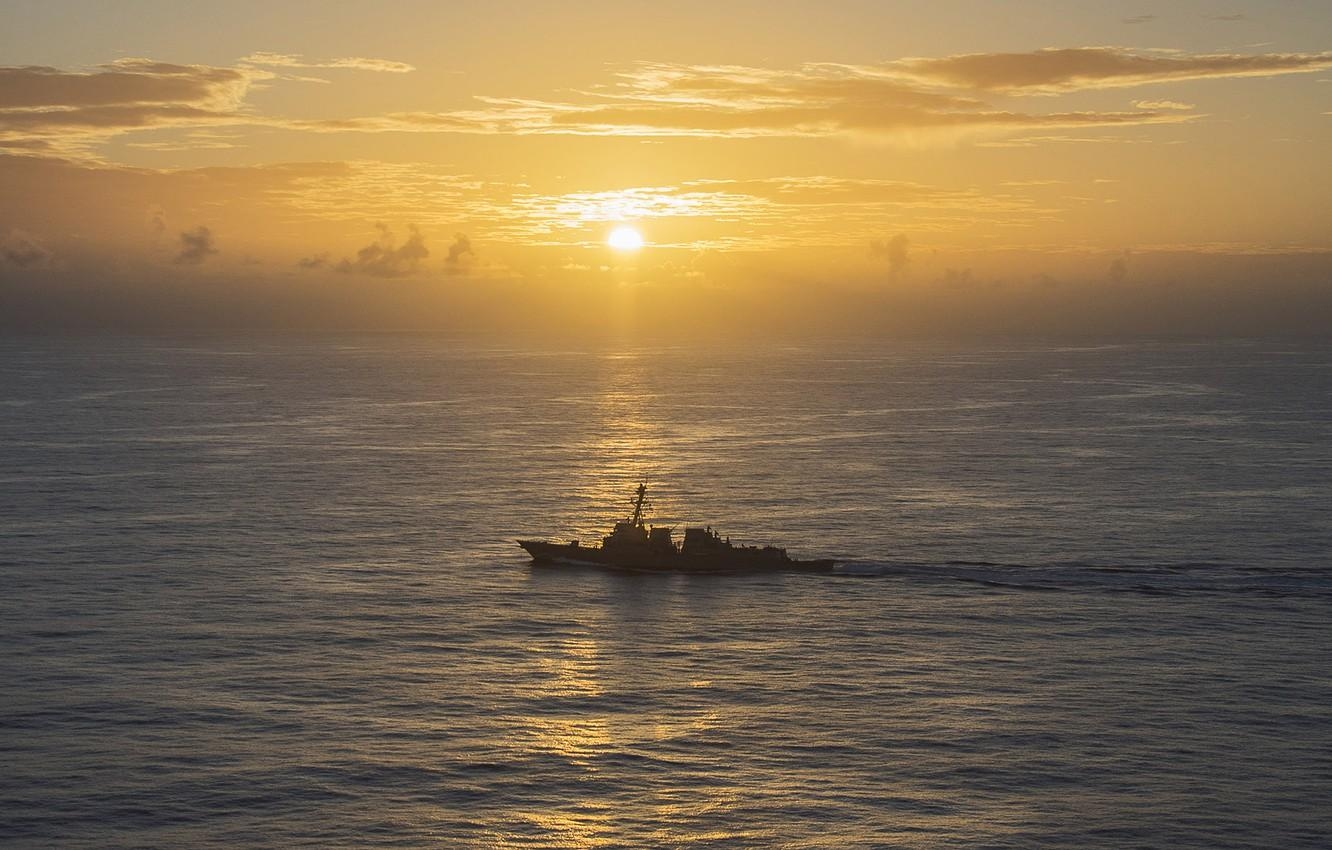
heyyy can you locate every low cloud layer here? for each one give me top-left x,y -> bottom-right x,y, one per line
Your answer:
0,152 -> 1066,256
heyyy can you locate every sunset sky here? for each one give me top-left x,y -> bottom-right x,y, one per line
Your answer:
2,0 -> 1330,334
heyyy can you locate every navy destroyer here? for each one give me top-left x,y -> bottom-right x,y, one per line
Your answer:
517,484 -> 835,573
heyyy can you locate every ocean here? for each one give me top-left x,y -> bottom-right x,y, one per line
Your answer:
2,335 -> 1330,848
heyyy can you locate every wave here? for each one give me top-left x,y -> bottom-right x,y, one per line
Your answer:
833,558 -> 1332,597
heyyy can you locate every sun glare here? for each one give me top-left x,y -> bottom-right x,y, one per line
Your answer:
607,225 -> 645,251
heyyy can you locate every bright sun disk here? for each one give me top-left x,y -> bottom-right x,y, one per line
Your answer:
607,225 -> 644,251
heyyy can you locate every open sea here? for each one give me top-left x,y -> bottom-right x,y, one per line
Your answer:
2,335 -> 1330,848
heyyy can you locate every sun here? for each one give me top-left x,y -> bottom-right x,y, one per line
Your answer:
607,225 -> 644,251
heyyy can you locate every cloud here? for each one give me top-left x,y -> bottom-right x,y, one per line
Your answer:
689,176 -> 1007,207
126,129 -> 247,152
9,48 -> 1272,151
938,267 -> 975,288
896,47 -> 1332,93
327,62 -> 1190,140
337,224 -> 429,277
1123,15 -> 1157,25
239,52 -> 415,74
976,133 -> 1157,148
445,232 -> 473,273
1,229 -> 52,268
0,155 -> 358,244
297,252 -> 330,269
0,137 -> 60,153
1109,251 -> 1130,283
0,59 -> 254,109
0,103 -> 228,133
0,153 -> 1095,255
870,234 -> 910,279
493,177 -> 1051,249
299,48 -> 1326,139
1133,99 -> 1195,110
5,46 -> 1324,155
175,225 -> 217,264
0,58 -> 265,155
287,112 -> 489,134
147,204 -> 166,236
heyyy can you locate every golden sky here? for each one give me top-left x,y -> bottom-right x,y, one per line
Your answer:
2,0 -> 1330,334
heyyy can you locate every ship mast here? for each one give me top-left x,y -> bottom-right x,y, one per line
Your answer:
629,483 -> 648,527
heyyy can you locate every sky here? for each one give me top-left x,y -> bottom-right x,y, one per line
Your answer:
1,0 -> 1330,335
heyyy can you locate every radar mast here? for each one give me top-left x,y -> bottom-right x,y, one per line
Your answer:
629,482 -> 649,527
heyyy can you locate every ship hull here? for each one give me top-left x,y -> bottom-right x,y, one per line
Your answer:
518,540 -> 835,573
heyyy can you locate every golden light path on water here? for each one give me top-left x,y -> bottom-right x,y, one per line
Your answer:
492,351 -> 754,846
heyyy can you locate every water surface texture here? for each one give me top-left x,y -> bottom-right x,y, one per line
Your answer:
3,336 -> 1330,848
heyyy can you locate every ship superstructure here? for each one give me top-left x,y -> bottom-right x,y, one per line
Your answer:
517,483 -> 834,573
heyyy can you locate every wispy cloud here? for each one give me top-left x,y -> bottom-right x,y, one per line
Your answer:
348,48 -> 1321,140
125,129 -> 248,151
292,62 -> 1190,140
239,52 -> 415,74
1133,99 -> 1195,110
975,134 -> 1159,148
896,47 -> 1332,93
491,176 -> 1059,247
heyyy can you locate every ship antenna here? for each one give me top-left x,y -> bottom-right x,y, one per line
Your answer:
630,482 -> 648,527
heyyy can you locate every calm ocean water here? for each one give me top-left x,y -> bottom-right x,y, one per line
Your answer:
2,335 -> 1330,848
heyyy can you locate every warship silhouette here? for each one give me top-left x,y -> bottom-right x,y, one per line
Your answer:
518,483 -> 835,573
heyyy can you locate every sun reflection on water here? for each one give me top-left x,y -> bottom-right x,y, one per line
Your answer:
531,636 -> 604,698
563,350 -> 682,537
